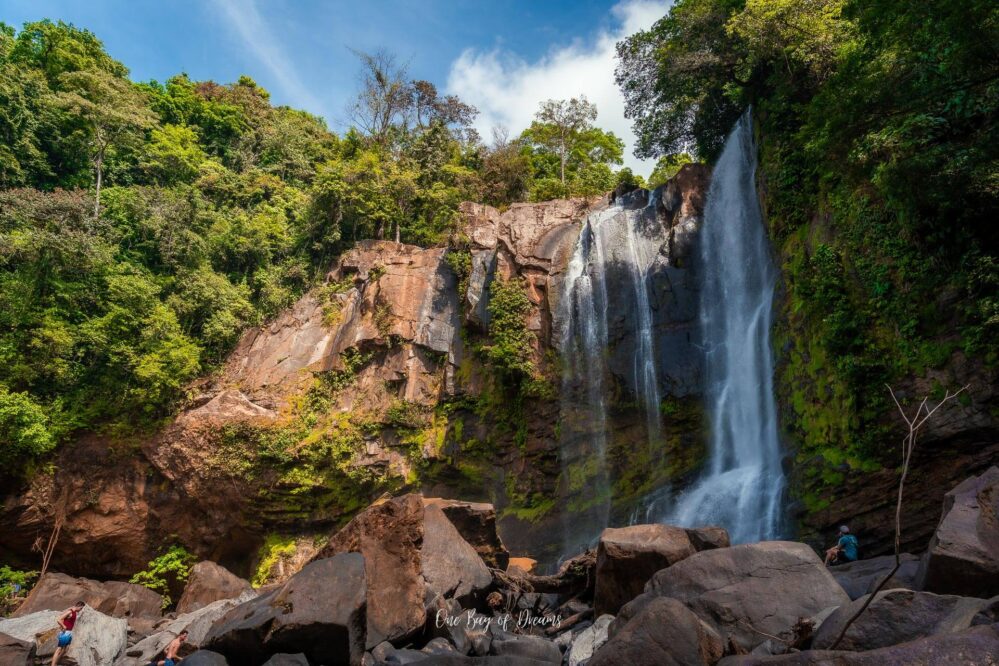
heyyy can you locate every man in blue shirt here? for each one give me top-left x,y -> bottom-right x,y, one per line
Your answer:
824,525 -> 859,565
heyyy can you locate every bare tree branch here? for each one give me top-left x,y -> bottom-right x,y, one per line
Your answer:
829,383 -> 969,649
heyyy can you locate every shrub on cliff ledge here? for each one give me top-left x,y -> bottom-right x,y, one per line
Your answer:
129,544 -> 195,609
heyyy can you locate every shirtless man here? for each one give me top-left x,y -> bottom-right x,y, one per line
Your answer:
155,630 -> 188,666
51,601 -> 84,665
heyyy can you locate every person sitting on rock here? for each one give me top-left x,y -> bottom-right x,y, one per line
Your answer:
824,525 -> 859,565
153,630 -> 188,666
50,600 -> 84,665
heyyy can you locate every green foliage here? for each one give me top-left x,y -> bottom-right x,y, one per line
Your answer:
614,167 -> 646,191
647,153 -> 693,188
9,20 -> 127,84
140,124 -> 206,184
251,534 -> 297,587
616,0 -> 746,160
519,97 -> 625,200
617,0 -> 998,487
0,386 -> 56,471
129,544 -> 195,609
727,0 -> 851,81
483,278 -> 535,378
0,565 -> 37,613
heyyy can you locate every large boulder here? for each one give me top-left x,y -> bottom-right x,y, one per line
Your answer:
0,606 -> 128,666
13,572 -> 163,620
313,495 -> 427,648
830,554 -> 920,600
422,503 -> 492,602
312,494 -> 494,648
917,466 -> 999,598
0,632 -> 35,666
593,524 -> 700,616
588,597 -> 723,666
423,498 -> 509,569
811,588 -> 999,651
204,554 -> 366,665
718,622 -> 999,665
646,541 -> 850,652
176,561 -> 253,614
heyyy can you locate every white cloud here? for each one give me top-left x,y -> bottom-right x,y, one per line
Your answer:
213,0 -> 323,115
446,0 -> 669,175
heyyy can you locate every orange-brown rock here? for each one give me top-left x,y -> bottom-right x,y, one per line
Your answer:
314,495 -> 427,648
593,524 -> 697,616
422,498 -> 509,569
14,572 -> 162,620
176,561 -> 253,614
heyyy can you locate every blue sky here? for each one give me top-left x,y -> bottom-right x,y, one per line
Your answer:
3,0 -> 669,171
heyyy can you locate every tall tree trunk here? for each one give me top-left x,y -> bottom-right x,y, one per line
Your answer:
394,219 -> 400,243
93,155 -> 103,218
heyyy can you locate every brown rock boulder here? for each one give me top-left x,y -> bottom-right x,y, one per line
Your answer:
811,588 -> 999,651
204,554 -> 366,665
593,524 -> 696,616
917,466 -> 999,598
718,622 -> 999,666
421,503 -> 492,602
685,526 -> 731,551
177,561 -> 253,614
647,541 -> 850,652
423,498 -> 510,569
14,572 -> 162,620
313,494 -> 427,648
589,597 -> 723,666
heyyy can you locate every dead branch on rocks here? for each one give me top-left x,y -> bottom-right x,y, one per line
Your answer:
829,383 -> 969,650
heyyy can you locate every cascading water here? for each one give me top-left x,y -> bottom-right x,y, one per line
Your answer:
667,112 -> 786,543
557,194 -> 664,557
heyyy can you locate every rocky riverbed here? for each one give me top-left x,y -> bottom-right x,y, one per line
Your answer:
2,466 -> 997,665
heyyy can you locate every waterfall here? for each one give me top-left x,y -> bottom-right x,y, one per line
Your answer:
557,193 -> 663,557
667,112 -> 786,543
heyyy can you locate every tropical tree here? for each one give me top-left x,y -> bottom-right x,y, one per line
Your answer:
520,97 -> 624,200
51,69 -> 156,215
524,97 -> 597,186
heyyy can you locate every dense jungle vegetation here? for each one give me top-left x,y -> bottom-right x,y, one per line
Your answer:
0,21 -> 634,476
617,0 -> 998,481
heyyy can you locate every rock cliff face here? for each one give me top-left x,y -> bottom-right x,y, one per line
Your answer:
2,157 -> 994,579
0,167 -> 712,577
